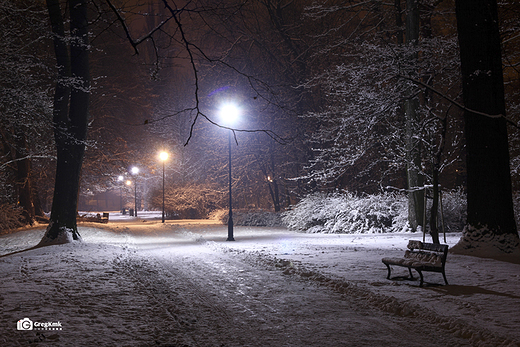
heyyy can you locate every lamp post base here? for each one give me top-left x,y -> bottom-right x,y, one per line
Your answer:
227,218 -> 235,241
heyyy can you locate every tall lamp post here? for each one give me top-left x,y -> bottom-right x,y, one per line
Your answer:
125,180 -> 132,214
131,166 -> 139,217
220,102 -> 240,241
117,175 -> 124,212
159,151 -> 169,223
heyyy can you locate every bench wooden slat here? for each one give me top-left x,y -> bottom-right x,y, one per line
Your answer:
421,243 -> 448,253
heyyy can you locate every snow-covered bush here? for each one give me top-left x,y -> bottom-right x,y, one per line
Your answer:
283,188 -> 468,234
0,204 -> 25,234
212,209 -> 284,227
282,191 -> 409,234
150,184 -> 224,219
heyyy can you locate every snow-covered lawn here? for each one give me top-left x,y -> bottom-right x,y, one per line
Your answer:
0,215 -> 519,346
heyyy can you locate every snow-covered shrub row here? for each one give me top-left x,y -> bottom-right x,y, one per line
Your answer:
212,209 -> 284,227
282,191 -> 409,234
283,189 -> 469,234
0,204 -> 25,234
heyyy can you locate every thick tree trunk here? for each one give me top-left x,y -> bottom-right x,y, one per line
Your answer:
39,0 -> 90,245
453,0 -> 519,254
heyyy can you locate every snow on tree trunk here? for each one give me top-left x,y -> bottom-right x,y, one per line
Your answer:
38,0 -> 89,246
451,0 -> 520,256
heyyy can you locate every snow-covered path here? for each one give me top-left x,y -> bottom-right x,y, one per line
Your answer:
1,219 -> 519,346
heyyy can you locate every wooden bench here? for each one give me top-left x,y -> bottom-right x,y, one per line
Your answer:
382,240 -> 449,287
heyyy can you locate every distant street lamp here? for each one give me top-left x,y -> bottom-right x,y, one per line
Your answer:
219,102 -> 240,241
159,151 -> 169,223
131,166 -> 139,217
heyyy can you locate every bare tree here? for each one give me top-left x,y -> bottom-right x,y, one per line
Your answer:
39,0 -> 90,244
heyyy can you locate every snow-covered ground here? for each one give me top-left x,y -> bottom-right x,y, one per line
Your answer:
1,213 -> 519,346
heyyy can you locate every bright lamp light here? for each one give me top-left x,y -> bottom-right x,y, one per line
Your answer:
219,102 -> 240,125
159,151 -> 169,162
131,166 -> 139,175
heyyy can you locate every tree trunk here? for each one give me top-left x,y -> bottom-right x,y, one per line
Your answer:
429,114 -> 447,244
405,98 -> 424,232
267,179 -> 281,212
404,0 -> 424,232
39,0 -> 90,245
429,170 -> 440,244
15,132 -> 35,225
453,0 -> 519,254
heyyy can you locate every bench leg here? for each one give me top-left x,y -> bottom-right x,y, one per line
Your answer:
408,267 -> 414,280
442,271 -> 449,285
384,263 -> 392,279
416,270 -> 424,287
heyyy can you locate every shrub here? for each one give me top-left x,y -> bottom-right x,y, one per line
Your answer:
150,184 -> 224,219
0,204 -> 25,234
283,188 -> 468,234
282,191 -> 409,234
212,209 -> 284,227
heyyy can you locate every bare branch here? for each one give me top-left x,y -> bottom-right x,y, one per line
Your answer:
399,74 -> 519,129
0,155 -> 57,170
104,0 -> 174,55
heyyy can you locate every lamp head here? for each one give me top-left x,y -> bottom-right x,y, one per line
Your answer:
159,151 -> 169,162
219,102 -> 240,126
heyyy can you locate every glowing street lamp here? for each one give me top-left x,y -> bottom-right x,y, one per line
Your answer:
219,102 -> 240,241
159,151 -> 169,223
131,166 -> 139,217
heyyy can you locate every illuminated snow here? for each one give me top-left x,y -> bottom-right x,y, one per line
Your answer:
0,214 -> 518,346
